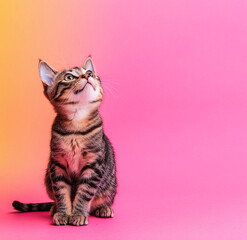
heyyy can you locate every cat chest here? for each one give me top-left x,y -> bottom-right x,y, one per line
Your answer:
66,138 -> 82,172
57,136 -> 96,174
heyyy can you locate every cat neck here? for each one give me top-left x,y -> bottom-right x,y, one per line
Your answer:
55,109 -> 101,131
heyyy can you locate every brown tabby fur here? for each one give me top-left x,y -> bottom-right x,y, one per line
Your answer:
12,57 -> 117,226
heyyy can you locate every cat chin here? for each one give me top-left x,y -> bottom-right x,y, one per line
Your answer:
74,85 -> 100,102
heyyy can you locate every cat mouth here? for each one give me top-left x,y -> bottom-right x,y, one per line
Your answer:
74,82 -> 95,94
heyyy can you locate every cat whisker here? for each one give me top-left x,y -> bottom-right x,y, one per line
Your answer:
100,78 -> 120,86
101,84 -> 117,97
101,82 -> 118,92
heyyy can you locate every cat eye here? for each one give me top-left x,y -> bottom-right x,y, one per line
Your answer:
86,71 -> 94,78
64,73 -> 75,81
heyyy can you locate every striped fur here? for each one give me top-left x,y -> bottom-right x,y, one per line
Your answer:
12,57 -> 117,226
12,201 -> 54,212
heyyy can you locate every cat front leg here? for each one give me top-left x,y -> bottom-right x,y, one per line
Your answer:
49,159 -> 72,225
70,165 -> 103,226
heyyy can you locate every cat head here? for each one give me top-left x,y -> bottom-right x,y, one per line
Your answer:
39,57 -> 103,118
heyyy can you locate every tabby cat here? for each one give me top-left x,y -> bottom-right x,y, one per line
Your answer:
12,57 -> 117,226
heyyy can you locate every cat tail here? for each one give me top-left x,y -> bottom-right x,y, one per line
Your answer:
12,200 -> 54,212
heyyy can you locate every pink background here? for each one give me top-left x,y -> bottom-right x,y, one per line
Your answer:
1,0 -> 247,239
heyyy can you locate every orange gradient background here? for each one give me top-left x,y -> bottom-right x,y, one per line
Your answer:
0,0 -> 120,201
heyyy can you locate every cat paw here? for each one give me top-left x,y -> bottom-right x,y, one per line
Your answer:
69,214 -> 88,226
94,207 -> 114,218
53,212 -> 69,225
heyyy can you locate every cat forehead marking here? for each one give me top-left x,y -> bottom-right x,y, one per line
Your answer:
66,67 -> 91,77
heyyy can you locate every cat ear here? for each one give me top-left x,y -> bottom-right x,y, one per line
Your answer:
83,56 -> 96,74
39,60 -> 57,86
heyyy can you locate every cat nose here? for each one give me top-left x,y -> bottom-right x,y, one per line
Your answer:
80,74 -> 88,80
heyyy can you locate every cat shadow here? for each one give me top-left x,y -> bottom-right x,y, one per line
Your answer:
8,211 -> 51,222
9,211 -> 113,227
9,211 -> 73,226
